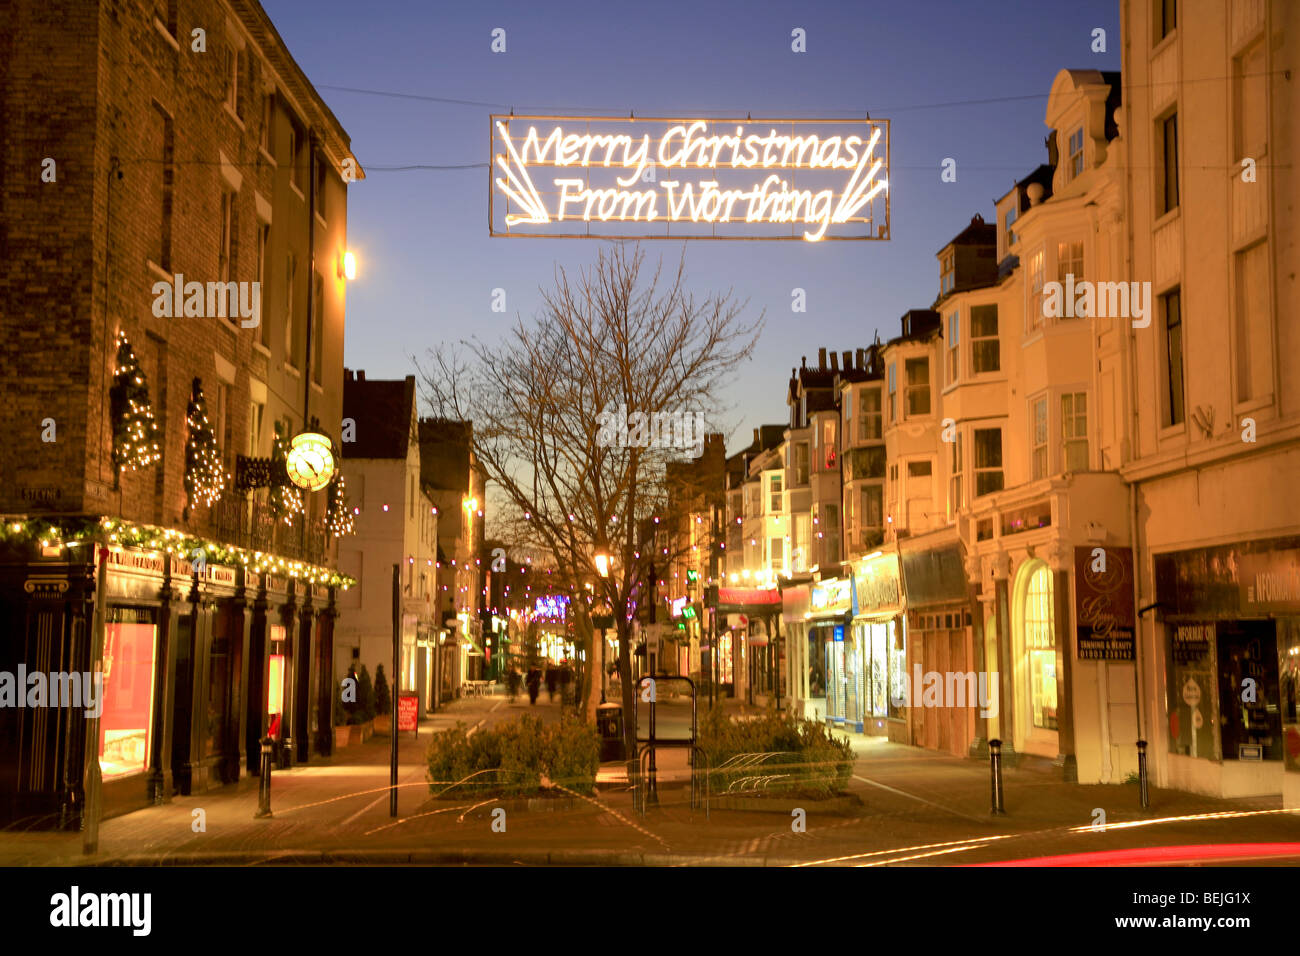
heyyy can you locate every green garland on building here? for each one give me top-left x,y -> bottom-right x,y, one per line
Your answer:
0,516 -> 356,590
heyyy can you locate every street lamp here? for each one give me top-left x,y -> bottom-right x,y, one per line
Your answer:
594,550 -> 611,703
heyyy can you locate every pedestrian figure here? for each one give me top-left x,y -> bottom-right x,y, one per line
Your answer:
559,663 -> 573,705
545,665 -> 558,702
506,664 -> 521,703
526,666 -> 541,705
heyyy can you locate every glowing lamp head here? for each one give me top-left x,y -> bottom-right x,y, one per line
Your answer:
285,431 -> 336,491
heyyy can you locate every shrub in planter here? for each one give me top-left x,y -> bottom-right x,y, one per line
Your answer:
699,707 -> 853,799
333,679 -> 348,728
354,665 -> 375,724
424,714 -> 600,798
543,714 -> 600,795
496,715 -> 545,796
374,664 -> 391,715
426,722 -> 504,797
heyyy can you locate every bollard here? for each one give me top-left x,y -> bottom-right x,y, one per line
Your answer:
1137,739 -> 1149,808
989,738 -> 1006,815
255,736 -> 274,819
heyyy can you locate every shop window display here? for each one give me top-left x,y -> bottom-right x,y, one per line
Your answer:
1024,565 -> 1057,730
1167,623 -> 1217,759
1216,621 -> 1281,761
100,617 -> 158,778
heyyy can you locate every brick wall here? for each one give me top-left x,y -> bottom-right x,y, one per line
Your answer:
1,0 -> 351,554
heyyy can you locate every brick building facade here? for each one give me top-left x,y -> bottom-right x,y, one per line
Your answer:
0,0 -> 361,828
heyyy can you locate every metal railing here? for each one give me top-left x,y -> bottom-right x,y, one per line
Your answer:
213,497 -> 330,565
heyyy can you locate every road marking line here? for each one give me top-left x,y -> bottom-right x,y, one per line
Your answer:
856,844 -> 986,866
851,773 -> 988,823
794,834 -> 1014,867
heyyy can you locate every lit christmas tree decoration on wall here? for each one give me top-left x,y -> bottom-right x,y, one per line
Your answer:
269,429 -> 305,523
184,377 -> 227,514
325,473 -> 354,538
109,330 -> 161,478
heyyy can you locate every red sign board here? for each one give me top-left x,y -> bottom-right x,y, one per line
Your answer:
717,587 -> 783,607
397,693 -> 419,733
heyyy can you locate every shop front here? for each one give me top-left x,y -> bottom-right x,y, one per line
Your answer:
809,577 -> 854,727
1154,536 -> 1300,801
707,586 -> 783,704
852,551 -> 907,740
780,583 -> 813,720
900,540 -> 977,757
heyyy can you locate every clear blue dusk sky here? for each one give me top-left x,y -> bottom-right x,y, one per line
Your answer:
265,0 -> 1119,450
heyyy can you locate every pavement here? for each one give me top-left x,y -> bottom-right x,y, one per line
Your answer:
3,688 -> 1300,867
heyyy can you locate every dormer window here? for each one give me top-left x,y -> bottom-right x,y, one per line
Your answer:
940,253 -> 955,296
1004,205 -> 1017,249
1067,127 -> 1084,180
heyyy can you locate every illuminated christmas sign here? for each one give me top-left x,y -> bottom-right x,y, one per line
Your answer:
534,594 -> 569,619
490,115 -> 890,241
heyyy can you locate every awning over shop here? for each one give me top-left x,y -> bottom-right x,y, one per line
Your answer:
780,583 -> 810,624
900,544 -> 968,606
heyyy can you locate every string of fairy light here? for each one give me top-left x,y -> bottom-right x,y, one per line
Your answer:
77,331 -> 353,587
326,474 -> 355,537
0,516 -> 356,590
269,431 -> 306,523
184,377 -> 228,509
111,331 -> 162,473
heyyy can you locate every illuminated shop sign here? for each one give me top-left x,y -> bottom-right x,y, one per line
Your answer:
811,577 -> 853,616
490,116 -> 890,241
534,594 -> 569,619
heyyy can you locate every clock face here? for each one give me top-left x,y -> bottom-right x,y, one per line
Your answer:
286,433 -> 336,491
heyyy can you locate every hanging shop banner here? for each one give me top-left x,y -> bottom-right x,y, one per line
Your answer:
810,577 -> 853,618
1074,546 -> 1136,661
490,116 -> 890,241
854,552 -> 901,616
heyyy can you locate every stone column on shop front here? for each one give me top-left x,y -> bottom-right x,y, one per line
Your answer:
1049,542 -> 1078,783
991,550 -> 1015,759
967,552 -> 992,759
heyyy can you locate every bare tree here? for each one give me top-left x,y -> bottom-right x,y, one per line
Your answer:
418,244 -> 761,763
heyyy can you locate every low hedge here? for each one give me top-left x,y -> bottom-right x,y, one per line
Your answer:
426,714 -> 599,798
699,708 -> 855,799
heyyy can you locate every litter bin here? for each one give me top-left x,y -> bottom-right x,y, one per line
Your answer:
597,702 -> 625,762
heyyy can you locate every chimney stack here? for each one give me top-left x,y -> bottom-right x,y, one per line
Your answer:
829,352 -> 839,371
857,348 -> 866,369
358,369 -> 365,381
753,427 -> 760,445
801,356 -> 807,369
843,350 -> 852,370
818,347 -> 827,368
